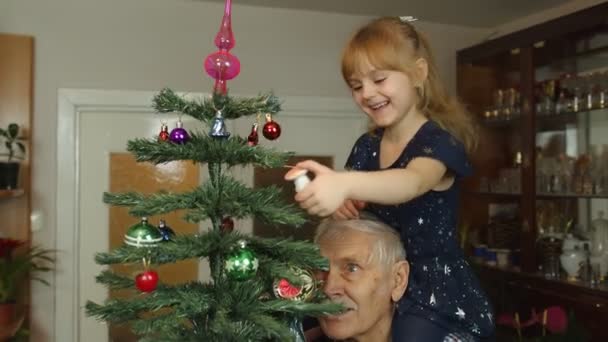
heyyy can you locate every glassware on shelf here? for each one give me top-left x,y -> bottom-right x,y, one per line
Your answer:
544,80 -> 557,114
555,90 -> 569,114
560,234 -> 587,281
484,87 -> 521,123
573,154 -> 591,194
590,211 -> 608,280
493,89 -> 504,120
598,71 -> 608,109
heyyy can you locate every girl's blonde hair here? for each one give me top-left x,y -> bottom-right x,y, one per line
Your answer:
341,17 -> 477,154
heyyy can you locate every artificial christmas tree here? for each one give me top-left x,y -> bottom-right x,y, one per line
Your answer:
85,1 -> 340,340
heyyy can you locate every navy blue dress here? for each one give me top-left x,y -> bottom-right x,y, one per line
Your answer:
345,120 -> 495,339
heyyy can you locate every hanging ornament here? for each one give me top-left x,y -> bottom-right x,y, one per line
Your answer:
221,216 -> 234,233
247,123 -> 259,147
224,240 -> 258,281
124,217 -> 163,247
158,123 -> 170,142
209,110 -> 231,139
204,0 -> 240,95
135,259 -> 159,293
158,219 -> 175,242
288,317 -> 306,342
273,267 -> 315,302
285,167 -> 311,193
262,113 -> 281,140
213,0 -> 235,50
169,119 -> 190,144
204,51 -> 241,95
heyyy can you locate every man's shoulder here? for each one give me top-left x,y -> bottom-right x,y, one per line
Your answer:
311,335 -> 334,342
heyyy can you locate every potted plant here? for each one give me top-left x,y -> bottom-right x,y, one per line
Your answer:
0,123 -> 26,190
0,238 -> 53,339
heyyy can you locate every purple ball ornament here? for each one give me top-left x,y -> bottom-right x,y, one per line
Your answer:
170,120 -> 190,144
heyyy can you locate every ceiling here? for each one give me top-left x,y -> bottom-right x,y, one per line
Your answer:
195,0 -> 572,27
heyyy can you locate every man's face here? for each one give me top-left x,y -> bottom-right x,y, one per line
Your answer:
317,229 -> 398,341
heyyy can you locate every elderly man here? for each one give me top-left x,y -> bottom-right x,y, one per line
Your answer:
306,215 -> 409,342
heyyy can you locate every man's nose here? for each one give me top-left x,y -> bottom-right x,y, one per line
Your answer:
323,269 -> 344,297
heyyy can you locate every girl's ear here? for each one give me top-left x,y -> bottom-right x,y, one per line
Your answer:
414,58 -> 428,85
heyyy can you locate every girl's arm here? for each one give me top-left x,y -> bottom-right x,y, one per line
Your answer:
292,159 -> 446,217
346,157 -> 446,203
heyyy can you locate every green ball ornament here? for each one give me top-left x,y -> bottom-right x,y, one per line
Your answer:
224,240 -> 259,281
124,217 -> 163,247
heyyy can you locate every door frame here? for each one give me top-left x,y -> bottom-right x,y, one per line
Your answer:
56,88 -> 359,342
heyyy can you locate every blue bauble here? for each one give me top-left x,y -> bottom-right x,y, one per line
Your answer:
158,219 -> 175,241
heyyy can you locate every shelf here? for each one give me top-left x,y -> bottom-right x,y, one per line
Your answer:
536,192 -> 608,199
479,117 -> 521,128
479,107 -> 608,130
467,191 -> 521,198
0,189 -> 24,199
468,191 -> 608,199
476,263 -> 608,298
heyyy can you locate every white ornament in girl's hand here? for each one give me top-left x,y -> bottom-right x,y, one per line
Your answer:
285,167 -> 311,192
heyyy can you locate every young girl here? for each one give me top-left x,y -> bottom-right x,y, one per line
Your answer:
288,17 -> 494,341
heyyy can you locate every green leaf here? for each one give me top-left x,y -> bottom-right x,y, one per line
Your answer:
17,142 -> 26,154
0,128 -> 7,138
8,123 -> 19,139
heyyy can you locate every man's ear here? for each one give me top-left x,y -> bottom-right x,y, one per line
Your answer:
391,260 -> 409,302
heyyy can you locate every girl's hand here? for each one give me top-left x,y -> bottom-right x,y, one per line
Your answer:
332,200 -> 367,220
289,160 -> 350,217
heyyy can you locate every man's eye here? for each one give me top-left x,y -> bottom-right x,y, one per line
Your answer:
346,263 -> 359,273
351,85 -> 362,91
374,78 -> 386,84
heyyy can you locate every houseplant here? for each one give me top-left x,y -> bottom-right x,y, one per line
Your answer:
0,238 -> 53,339
0,123 -> 26,189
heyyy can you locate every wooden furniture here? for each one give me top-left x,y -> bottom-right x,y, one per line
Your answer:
457,3 -> 608,341
0,33 -> 34,339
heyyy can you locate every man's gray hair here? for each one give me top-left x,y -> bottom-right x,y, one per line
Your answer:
314,212 -> 406,268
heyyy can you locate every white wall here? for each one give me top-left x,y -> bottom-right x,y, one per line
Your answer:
0,0 -> 486,340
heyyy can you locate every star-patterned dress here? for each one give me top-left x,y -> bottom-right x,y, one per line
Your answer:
345,120 -> 495,339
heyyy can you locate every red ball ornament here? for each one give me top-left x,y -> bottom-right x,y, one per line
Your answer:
263,114 -> 281,140
221,217 -> 234,232
158,124 -> 170,142
135,270 -> 159,293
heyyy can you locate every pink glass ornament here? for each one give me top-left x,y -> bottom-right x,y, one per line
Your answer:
204,50 -> 241,81
214,0 -> 235,50
214,79 -> 228,96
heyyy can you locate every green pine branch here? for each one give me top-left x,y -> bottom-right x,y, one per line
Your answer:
87,275 -> 340,342
94,231 -> 327,271
103,175 -> 306,226
127,132 -> 292,167
95,270 -> 134,290
153,88 -> 282,123
91,87 -> 340,340
86,281 -> 215,322
262,300 -> 343,318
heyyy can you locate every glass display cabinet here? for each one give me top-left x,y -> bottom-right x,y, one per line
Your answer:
457,3 -> 608,340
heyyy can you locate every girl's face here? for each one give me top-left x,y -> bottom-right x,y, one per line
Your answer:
347,58 -> 419,129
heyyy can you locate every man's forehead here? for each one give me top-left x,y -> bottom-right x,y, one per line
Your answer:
319,231 -> 375,262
